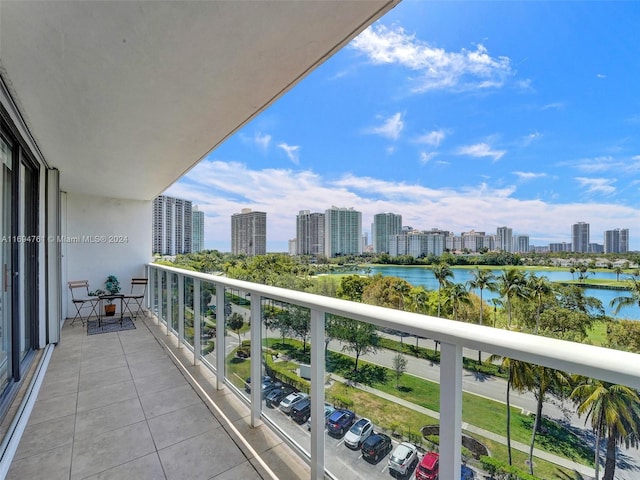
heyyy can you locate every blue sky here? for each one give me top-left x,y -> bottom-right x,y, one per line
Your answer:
167,1 -> 640,253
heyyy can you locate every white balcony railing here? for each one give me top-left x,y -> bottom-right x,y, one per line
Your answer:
147,263 -> 640,480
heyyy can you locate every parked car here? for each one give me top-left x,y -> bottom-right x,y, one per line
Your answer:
415,451 -> 439,480
461,465 -> 475,480
245,375 -> 279,394
306,403 -> 335,430
388,442 -> 418,477
279,392 -> 308,414
290,397 -> 312,424
265,386 -> 293,408
361,433 -> 393,463
343,418 -> 374,449
326,409 -> 356,437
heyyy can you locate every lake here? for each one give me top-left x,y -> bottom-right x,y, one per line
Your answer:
355,265 -> 640,320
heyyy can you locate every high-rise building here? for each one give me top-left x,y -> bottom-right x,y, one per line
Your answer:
152,195 -> 193,255
231,208 -> 267,255
604,228 -> 629,253
296,210 -> 325,256
549,242 -> 572,252
496,226 -> 513,252
192,205 -> 204,252
572,222 -> 590,253
372,213 -> 402,253
324,206 -> 362,257
513,235 -> 530,253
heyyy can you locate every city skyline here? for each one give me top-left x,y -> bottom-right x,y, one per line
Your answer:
166,2 -> 640,252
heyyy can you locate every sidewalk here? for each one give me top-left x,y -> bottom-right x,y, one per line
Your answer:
330,373 -> 595,479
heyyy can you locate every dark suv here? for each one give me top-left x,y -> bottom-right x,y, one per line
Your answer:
290,397 -> 311,424
326,409 -> 356,437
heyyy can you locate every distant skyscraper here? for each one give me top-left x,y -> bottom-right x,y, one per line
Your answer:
324,206 -> 362,257
192,205 -> 204,252
604,228 -> 629,253
373,213 -> 402,254
231,208 -> 266,255
296,210 -> 325,256
496,226 -> 513,252
152,195 -> 192,255
572,222 -> 590,253
513,235 -> 530,253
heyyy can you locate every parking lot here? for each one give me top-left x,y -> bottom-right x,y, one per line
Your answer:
263,399 -> 425,480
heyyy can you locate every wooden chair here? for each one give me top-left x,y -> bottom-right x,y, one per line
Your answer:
68,280 -> 99,326
123,278 -> 148,320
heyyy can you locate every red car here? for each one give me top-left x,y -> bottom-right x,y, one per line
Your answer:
415,452 -> 439,480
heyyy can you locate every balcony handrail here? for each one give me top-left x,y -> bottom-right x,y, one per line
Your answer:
150,263 -> 640,389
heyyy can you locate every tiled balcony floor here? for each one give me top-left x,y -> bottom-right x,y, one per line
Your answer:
7,316 -> 308,480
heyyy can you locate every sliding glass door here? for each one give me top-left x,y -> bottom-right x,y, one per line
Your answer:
0,135 -> 12,392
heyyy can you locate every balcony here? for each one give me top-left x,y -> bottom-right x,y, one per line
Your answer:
19,263 -> 638,479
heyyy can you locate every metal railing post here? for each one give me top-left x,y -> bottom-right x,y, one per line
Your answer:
166,273 -> 173,336
250,292 -> 262,426
156,269 -> 163,326
440,341 -> 462,480
216,284 -> 226,390
310,308 -> 325,480
178,274 -> 184,348
193,279 -> 201,366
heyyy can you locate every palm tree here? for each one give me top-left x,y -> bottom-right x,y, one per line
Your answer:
614,266 -> 624,281
447,283 -> 471,321
497,268 -> 527,328
527,273 -> 553,334
527,366 -> 570,476
487,355 -> 533,467
432,263 -> 453,317
467,268 -> 497,362
610,275 -> 640,316
571,378 -> 640,480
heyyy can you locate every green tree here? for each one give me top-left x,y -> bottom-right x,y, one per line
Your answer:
527,366 -> 570,476
497,268 -> 528,328
337,274 -> 372,302
467,268 -> 497,362
614,266 -> 624,281
336,319 -> 379,372
571,379 -> 640,480
447,282 -> 471,321
432,263 -> 453,317
392,352 -> 408,389
610,276 -> 640,316
487,355 -> 533,467
227,312 -> 244,345
527,273 -> 553,334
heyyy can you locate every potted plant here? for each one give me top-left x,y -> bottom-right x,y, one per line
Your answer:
90,275 -> 121,316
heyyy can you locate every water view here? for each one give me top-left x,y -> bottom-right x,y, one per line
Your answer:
357,265 -> 640,320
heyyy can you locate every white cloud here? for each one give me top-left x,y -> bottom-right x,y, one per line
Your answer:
254,132 -> 271,151
596,73 -> 607,79
574,177 -> 616,195
350,25 -> 514,92
522,131 -> 542,146
456,142 -> 506,162
513,171 -> 547,181
167,160 -> 640,251
419,151 -> 437,164
365,112 -> 404,140
278,143 -> 300,164
415,129 -> 446,147
541,102 -> 565,111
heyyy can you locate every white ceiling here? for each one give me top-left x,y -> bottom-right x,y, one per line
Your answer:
0,0 -> 399,200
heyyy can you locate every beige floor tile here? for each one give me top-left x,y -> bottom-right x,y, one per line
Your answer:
74,397 -> 145,440
77,379 -> 138,412
158,429 -> 247,480
14,414 -> 75,460
6,443 -> 73,480
70,421 -> 156,479
139,383 -> 202,419
147,402 -> 220,450
83,452 -> 166,480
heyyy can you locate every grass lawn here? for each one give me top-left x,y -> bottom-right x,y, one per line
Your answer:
586,320 -> 608,346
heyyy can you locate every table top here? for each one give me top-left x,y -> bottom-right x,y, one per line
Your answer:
98,294 -> 124,299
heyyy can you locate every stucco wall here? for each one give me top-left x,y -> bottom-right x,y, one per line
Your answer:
64,192 -> 151,317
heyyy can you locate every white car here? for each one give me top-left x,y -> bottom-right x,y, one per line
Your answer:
388,442 -> 418,476
279,392 -> 308,414
343,418 -> 374,449
306,403 -> 335,430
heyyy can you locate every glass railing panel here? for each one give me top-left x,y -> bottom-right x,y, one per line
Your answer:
225,286 -> 251,397
183,276 -> 194,347
170,272 -> 178,333
160,270 -> 167,325
200,281 -> 216,363
261,297 -> 311,454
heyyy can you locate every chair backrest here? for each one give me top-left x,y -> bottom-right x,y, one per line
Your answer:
68,280 -> 90,300
130,278 -> 148,295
